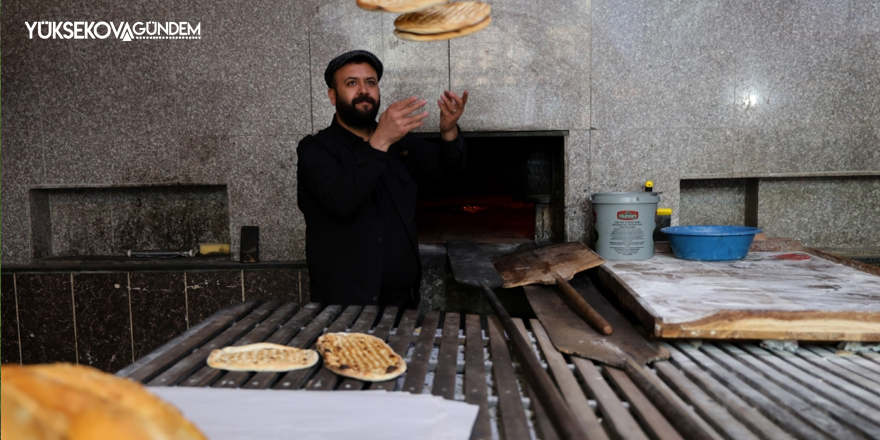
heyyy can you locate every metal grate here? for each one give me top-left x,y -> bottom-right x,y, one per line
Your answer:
118,301 -> 880,440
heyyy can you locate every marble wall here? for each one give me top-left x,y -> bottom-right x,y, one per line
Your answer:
3,0 -> 879,264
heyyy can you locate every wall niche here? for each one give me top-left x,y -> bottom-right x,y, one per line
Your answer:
30,185 -> 229,260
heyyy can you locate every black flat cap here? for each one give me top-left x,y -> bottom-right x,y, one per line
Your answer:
324,50 -> 384,88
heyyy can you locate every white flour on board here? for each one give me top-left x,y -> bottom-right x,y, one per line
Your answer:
603,252 -> 880,324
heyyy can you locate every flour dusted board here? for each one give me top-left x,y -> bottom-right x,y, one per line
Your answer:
598,252 -> 880,341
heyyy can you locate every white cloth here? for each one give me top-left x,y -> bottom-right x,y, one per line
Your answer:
148,387 -> 479,440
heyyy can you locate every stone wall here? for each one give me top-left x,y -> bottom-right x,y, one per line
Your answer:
2,0 -> 879,264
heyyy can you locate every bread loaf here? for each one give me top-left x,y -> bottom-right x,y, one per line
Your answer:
1,363 -> 207,440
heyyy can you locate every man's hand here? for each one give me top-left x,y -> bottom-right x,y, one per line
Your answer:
438,90 -> 469,141
369,97 -> 428,152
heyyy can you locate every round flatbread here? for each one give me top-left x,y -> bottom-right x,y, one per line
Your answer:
316,333 -> 406,382
357,0 -> 448,13
394,2 -> 491,35
394,15 -> 491,41
206,343 -> 319,372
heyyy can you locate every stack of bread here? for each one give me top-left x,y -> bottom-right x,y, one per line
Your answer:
1,363 -> 207,440
357,0 -> 492,41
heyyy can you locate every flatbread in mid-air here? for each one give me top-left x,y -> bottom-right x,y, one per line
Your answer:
316,333 -> 406,382
207,343 -> 319,372
357,0 -> 448,13
394,15 -> 492,41
394,1 -> 491,34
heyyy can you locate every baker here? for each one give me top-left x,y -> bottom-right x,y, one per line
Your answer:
297,50 -> 469,309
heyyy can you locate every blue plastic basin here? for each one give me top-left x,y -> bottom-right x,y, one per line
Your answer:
660,225 -> 762,261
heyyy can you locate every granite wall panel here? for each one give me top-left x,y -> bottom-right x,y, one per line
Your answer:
1,185 -> 32,263
1,274 -> 21,364
680,179 -> 747,227
129,272 -> 187,360
243,269 -> 299,303
758,177 -> 880,248
186,270 -> 243,326
226,136 -> 304,262
16,274 -> 77,364
450,0 -> 590,131
175,0 -> 312,137
73,273 -> 132,372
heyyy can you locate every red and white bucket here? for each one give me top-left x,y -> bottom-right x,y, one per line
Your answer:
591,192 -> 660,260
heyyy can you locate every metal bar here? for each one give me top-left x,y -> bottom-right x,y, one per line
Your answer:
432,313 -> 461,400
530,319 -> 609,440
604,366 -> 686,440
465,314 -> 491,440
402,311 -> 440,394
488,317 -> 531,440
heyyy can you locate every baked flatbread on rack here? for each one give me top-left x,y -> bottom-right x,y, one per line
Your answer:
357,0 -> 448,13
394,1 -> 491,34
207,343 -> 319,372
316,333 -> 407,382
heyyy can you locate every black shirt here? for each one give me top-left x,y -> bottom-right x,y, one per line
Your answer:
296,116 -> 466,308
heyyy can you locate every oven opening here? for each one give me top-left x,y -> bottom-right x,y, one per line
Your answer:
415,133 -> 565,244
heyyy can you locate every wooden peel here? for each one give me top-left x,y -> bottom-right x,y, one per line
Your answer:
494,242 -> 613,335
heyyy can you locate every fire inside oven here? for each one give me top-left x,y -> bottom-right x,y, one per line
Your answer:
415,133 -> 565,243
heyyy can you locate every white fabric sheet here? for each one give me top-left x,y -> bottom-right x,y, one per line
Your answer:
149,387 -> 479,440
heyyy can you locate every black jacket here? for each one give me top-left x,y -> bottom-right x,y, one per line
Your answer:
296,117 -> 466,306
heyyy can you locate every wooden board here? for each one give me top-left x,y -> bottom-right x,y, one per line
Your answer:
494,242 -> 604,288
525,282 -> 668,367
598,251 -> 880,341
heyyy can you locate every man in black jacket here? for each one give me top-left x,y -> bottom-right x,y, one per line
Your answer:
297,50 -> 469,309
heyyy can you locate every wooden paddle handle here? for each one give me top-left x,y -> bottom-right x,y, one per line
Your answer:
479,282 -> 591,440
552,272 -> 613,335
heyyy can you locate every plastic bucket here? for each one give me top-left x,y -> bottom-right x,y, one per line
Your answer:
591,192 -> 660,260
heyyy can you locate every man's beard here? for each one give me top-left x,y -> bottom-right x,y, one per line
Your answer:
336,94 -> 380,130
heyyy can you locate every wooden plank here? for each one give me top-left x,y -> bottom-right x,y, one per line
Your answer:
238,305 -> 341,389
530,319 -> 609,440
701,344 -> 867,440
402,310 -> 440,394
493,242 -> 604,288
795,346 -> 880,395
147,301 -> 279,386
737,343 -> 880,425
805,345 -> 880,385
181,301 -> 300,387
124,300 -> 259,383
337,306 -> 398,391
306,305 -> 379,391
370,309 -> 419,391
525,283 -> 667,368
273,305 -> 362,390
487,317 -> 530,440
465,314 -> 491,440
599,252 -> 880,341
432,313 -> 461,400
671,343 -> 831,440
665,344 -> 797,440
604,366 -> 686,440
654,361 -> 767,440
212,302 -> 322,388
510,318 -> 558,440
572,356 -> 650,440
